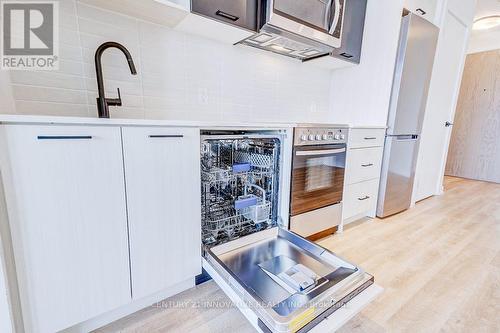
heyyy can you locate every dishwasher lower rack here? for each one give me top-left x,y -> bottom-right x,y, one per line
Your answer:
204,227 -> 374,333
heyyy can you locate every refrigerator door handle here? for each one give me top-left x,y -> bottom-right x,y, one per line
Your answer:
387,134 -> 419,141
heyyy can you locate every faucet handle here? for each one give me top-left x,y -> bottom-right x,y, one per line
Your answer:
106,87 -> 122,106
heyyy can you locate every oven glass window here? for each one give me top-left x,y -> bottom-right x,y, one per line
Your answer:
305,157 -> 333,192
291,146 -> 345,216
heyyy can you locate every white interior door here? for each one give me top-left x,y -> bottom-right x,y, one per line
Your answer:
414,11 -> 471,201
121,127 -> 201,300
1,125 -> 131,333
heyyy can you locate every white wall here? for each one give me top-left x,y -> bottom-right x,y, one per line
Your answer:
468,29 -> 500,54
1,0 -> 406,128
0,254 -> 12,333
2,0 -> 332,123
329,0 -> 404,126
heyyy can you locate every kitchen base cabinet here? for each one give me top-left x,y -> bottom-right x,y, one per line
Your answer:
341,128 -> 385,229
0,123 -> 203,333
121,127 -> 201,300
0,125 -> 131,333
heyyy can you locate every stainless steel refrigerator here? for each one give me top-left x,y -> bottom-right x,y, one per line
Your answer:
377,12 -> 439,218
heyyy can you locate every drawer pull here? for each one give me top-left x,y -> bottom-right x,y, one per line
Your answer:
148,135 -> 184,138
358,196 -> 370,201
215,10 -> 239,21
364,137 -> 377,140
37,135 -> 92,140
361,163 -> 374,167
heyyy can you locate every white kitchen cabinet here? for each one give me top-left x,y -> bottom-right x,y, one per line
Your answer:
348,128 -> 386,149
121,127 -> 201,300
0,125 -> 131,333
343,179 -> 380,219
404,0 -> 438,24
345,147 -> 384,185
341,128 -> 385,227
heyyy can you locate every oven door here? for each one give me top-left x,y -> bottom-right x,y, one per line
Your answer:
267,0 -> 345,48
291,144 -> 346,216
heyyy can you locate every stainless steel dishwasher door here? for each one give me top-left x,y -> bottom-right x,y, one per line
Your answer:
205,227 -> 373,332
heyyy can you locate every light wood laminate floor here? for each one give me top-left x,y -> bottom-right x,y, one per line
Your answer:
96,176 -> 500,333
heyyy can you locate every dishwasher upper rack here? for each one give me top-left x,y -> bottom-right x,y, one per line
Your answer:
200,136 -> 281,247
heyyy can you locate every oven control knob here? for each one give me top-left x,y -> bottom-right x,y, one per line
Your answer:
334,134 -> 341,140
300,135 -> 308,141
308,134 -> 315,141
315,134 -> 322,141
322,134 -> 328,140
340,134 -> 345,140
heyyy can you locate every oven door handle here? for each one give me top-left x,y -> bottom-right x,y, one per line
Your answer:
295,148 -> 346,156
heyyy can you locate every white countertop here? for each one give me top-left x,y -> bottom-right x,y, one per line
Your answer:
0,114 -> 387,130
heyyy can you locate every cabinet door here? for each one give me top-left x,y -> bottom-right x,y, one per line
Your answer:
331,0 -> 367,64
122,127 -> 201,300
1,125 -> 131,333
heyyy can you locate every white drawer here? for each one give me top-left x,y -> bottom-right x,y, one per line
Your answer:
343,179 -> 379,219
345,147 -> 383,185
348,128 -> 386,148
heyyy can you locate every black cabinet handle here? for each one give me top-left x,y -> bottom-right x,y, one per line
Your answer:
148,135 -> 184,138
340,52 -> 353,59
215,10 -> 239,21
361,163 -> 374,167
445,121 -> 454,127
416,8 -> 427,15
364,137 -> 377,140
358,196 -> 370,201
37,135 -> 92,140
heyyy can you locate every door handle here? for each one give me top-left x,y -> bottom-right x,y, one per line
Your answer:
358,196 -> 370,201
364,137 -> 377,140
361,163 -> 373,167
445,121 -> 454,127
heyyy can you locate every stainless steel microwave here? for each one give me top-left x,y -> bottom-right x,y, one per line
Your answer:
263,0 -> 345,49
191,0 -> 346,60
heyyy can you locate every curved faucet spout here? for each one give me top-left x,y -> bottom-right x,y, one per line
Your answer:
94,41 -> 137,118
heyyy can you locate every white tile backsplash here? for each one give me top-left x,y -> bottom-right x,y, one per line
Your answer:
2,0 -> 335,123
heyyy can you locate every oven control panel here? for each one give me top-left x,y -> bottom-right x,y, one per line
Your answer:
294,127 -> 348,146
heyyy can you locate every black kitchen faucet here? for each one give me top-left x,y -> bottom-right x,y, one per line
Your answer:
94,41 -> 137,118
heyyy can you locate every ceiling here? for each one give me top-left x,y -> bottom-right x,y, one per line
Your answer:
474,0 -> 500,19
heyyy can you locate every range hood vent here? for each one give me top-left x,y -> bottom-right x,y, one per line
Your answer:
238,25 -> 332,61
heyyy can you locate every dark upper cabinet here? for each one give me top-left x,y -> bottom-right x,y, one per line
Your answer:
191,0 -> 259,31
331,0 -> 367,64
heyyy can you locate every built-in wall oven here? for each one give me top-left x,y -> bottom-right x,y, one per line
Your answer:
290,125 -> 348,238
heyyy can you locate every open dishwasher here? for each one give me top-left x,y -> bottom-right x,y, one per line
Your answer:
200,130 -> 377,333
